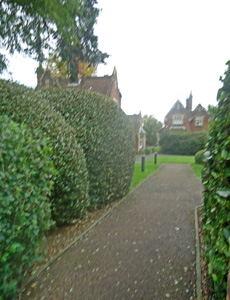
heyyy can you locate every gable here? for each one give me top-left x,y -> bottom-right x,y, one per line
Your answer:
165,100 -> 191,119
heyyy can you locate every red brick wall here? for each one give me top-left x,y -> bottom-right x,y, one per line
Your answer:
165,112 -> 209,132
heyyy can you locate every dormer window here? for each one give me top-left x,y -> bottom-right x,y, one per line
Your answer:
173,114 -> 184,125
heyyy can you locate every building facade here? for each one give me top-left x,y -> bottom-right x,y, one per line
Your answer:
164,92 -> 209,132
37,66 -> 122,107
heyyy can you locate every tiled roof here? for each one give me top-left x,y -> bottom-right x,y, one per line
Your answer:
128,114 -> 142,134
77,75 -> 113,97
165,100 -> 191,118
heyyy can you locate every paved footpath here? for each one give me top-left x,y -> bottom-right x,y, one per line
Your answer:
22,164 -> 203,300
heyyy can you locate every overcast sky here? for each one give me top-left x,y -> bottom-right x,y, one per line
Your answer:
2,0 -> 230,123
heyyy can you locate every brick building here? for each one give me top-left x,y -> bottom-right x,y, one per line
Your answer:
164,92 -> 209,132
37,66 -> 122,106
128,112 -> 146,153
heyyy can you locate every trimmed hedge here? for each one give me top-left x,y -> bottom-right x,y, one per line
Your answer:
0,115 -> 55,299
0,80 -> 89,224
35,88 -> 136,209
159,129 -> 207,155
195,149 -> 206,164
202,61 -> 230,299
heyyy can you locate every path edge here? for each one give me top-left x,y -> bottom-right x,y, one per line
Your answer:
195,204 -> 203,300
23,164 -> 163,288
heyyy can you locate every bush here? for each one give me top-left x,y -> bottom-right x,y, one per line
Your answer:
195,149 -> 206,164
0,115 -> 55,299
145,148 -> 151,155
0,80 -> 89,224
35,88 -> 136,209
159,129 -> 207,155
202,61 -> 230,299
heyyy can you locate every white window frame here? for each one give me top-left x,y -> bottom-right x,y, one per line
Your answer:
195,116 -> 204,127
172,114 -> 184,125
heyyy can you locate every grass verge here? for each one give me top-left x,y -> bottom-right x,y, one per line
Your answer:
130,155 -> 203,190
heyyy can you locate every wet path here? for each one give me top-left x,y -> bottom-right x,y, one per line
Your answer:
22,164 -> 203,300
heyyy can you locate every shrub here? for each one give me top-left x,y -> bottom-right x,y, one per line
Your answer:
195,149 -> 206,164
159,129 -> 207,155
0,115 -> 55,299
35,88 -> 136,209
202,61 -> 230,299
0,80 -> 89,224
144,148 -> 151,155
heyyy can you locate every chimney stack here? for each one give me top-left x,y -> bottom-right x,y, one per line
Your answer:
186,91 -> 193,111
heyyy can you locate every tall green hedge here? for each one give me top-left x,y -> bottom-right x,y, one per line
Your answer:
0,80 -> 89,224
0,115 -> 55,299
202,61 -> 230,299
159,129 -> 207,155
35,88 -> 136,209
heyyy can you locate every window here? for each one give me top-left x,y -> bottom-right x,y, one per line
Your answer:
195,116 -> 204,126
172,114 -> 184,125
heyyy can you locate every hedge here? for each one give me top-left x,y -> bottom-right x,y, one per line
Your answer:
0,115 -> 55,299
35,88 -> 136,209
0,80 -> 89,224
159,129 -> 207,155
202,61 -> 230,299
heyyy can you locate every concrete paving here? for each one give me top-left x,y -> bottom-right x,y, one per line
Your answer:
22,163 -> 203,300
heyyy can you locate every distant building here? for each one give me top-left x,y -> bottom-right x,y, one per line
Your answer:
164,92 -> 209,132
128,112 -> 146,153
37,66 -> 122,106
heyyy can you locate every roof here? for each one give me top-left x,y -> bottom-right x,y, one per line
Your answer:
128,113 -> 145,135
77,75 -> 113,97
165,100 -> 192,118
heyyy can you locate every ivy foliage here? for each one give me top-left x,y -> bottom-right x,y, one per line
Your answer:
0,80 -> 89,224
35,88 -> 136,209
159,129 -> 207,155
0,115 -> 55,299
202,61 -> 230,299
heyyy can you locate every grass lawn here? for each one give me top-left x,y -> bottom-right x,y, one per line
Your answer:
130,155 -> 203,190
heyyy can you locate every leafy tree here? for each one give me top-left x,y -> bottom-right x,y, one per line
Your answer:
143,115 -> 162,146
0,0 -> 108,78
46,55 -> 96,79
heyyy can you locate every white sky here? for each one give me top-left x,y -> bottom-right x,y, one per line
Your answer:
2,0 -> 230,123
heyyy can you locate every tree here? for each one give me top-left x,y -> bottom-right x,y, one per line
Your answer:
143,115 -> 162,146
0,0 -> 108,78
46,54 -> 97,79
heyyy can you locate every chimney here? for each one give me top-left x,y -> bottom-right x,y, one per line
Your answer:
186,91 -> 193,111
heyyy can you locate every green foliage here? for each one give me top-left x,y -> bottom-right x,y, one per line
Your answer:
143,115 -> 162,146
195,149 -> 206,164
202,61 -> 230,299
36,88 -> 136,209
0,80 -> 89,224
144,148 -> 152,155
0,115 -> 55,299
159,129 -> 207,155
0,0 -> 108,78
